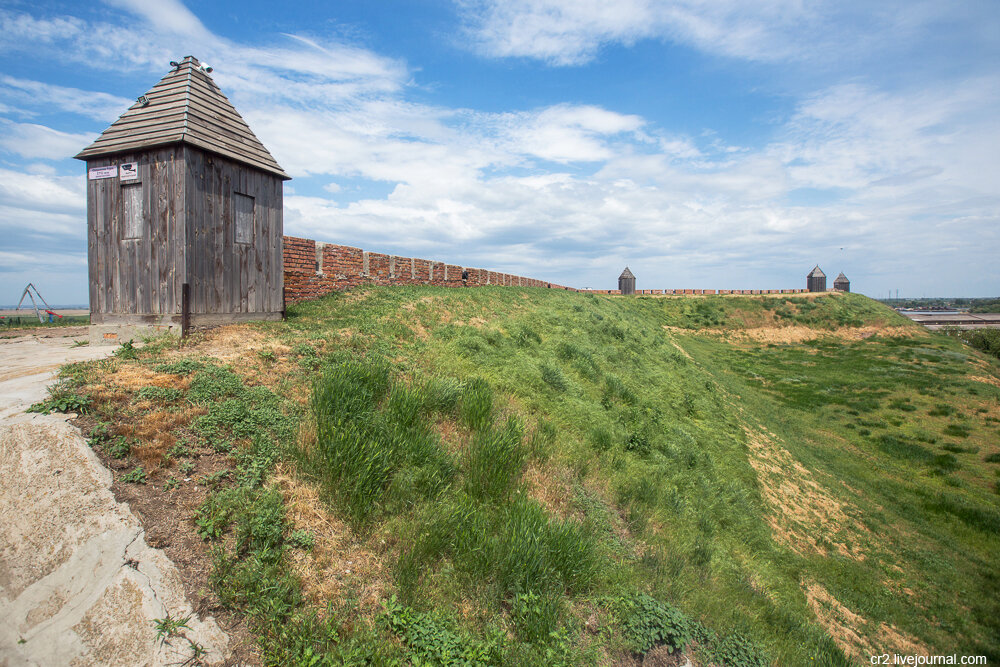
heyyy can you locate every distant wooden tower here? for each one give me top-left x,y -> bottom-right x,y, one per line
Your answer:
619,267 -> 636,295
834,272 -> 850,292
75,56 -> 290,339
807,266 -> 827,293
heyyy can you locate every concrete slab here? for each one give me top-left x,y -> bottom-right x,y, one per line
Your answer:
0,333 -> 230,666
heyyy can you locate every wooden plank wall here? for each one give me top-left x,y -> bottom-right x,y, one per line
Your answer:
184,146 -> 283,315
87,146 -> 185,321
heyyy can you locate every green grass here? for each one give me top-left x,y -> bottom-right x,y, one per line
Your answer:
67,286 -> 1000,664
267,287 -> 999,664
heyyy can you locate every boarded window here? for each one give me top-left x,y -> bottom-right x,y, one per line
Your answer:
122,183 -> 143,239
235,193 -> 254,244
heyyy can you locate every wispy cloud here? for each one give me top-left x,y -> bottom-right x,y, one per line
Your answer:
0,76 -> 133,122
0,122 -> 96,160
456,0 -> 999,70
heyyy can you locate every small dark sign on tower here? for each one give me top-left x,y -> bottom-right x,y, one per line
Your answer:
619,267 -> 636,295
807,266 -> 827,293
834,272 -> 850,293
75,56 -> 290,340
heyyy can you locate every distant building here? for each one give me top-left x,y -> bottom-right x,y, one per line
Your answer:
834,272 -> 850,292
807,266 -> 827,292
619,267 -> 636,295
76,56 -> 290,340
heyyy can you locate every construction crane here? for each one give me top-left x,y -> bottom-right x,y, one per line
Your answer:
14,283 -> 62,324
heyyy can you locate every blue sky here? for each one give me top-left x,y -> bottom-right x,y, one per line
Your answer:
1,0 -> 998,304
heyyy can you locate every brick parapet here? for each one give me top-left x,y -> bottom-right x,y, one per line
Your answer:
282,235 -> 574,304
284,235 -> 810,305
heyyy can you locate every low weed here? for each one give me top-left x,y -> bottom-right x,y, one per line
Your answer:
384,596 -> 501,665
199,470 -> 230,490
27,386 -> 90,415
293,342 -> 321,369
288,529 -> 315,550
188,365 -> 245,403
107,437 -> 131,459
136,386 -> 184,402
120,466 -> 147,484
154,360 -> 204,375
113,339 -> 139,360
152,612 -> 191,645
166,441 -> 190,459
610,592 -> 692,655
692,625 -> 770,667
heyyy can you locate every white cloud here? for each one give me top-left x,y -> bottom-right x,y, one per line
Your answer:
0,167 -> 86,239
456,0 -> 999,69
0,76 -> 134,122
0,121 -> 95,160
101,0 -> 212,40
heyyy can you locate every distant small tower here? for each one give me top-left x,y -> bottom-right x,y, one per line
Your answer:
834,272 -> 850,292
807,266 -> 827,292
618,267 -> 636,295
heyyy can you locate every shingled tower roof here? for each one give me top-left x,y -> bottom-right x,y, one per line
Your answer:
808,265 -> 826,278
835,272 -> 848,281
619,267 -> 635,280
75,56 -> 289,179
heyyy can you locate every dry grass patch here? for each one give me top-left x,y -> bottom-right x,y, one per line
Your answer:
183,324 -> 271,361
433,418 -> 471,457
663,324 -> 916,344
736,325 -> 914,344
522,462 -> 581,522
273,464 -> 390,621
118,406 -> 207,470
968,374 -> 1000,389
743,426 -> 869,560
803,580 -> 928,661
108,363 -> 189,391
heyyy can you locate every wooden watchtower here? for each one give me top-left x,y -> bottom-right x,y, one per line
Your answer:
75,56 -> 290,338
834,272 -> 850,292
618,267 -> 636,295
807,266 -> 827,293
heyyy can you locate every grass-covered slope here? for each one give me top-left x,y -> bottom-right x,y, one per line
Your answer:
60,289 -> 1000,665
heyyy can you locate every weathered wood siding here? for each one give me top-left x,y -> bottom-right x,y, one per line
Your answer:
87,147 -> 185,324
184,146 -> 283,316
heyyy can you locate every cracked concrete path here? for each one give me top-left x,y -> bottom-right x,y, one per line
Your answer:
0,331 -> 230,666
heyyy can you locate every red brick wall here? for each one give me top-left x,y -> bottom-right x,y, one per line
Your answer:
282,236 -> 571,304
283,235 -> 812,305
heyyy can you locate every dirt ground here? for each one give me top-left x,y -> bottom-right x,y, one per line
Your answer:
0,330 -> 231,666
